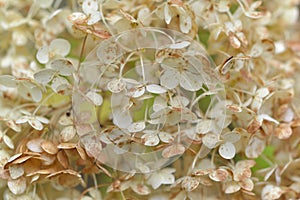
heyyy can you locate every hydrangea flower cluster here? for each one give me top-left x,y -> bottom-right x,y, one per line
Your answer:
0,0 -> 300,199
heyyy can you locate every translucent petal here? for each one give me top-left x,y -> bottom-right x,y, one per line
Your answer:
162,144 -> 185,158
51,76 -> 69,93
7,177 -> 26,195
224,181 -> 241,194
129,86 -> 145,98
160,172 -> 175,184
127,121 -> 145,133
16,116 -> 29,124
30,86 -> 42,102
179,14 -> 191,33
222,131 -> 241,143
82,0 -> 98,14
158,131 -> 174,143
87,11 -> 101,25
250,43 -> 263,57
142,133 -> 159,146
0,75 -> 17,88
239,178 -> 254,191
3,135 -> 14,149
164,5 -> 172,24
219,142 -> 235,159
50,59 -> 74,76
180,71 -> 202,91
68,12 -> 87,24
160,69 -> 180,89
261,185 -> 282,200
60,126 -> 76,142
28,118 -> 43,130
9,165 -> 24,179
170,95 -> 189,108
245,136 -> 265,158
36,45 -> 49,64
153,95 -> 167,112
113,109 -> 132,129
107,78 -> 126,93
202,133 -> 219,149
196,119 -> 213,134
146,84 -> 167,94
148,174 -> 163,189
34,69 -> 56,84
131,182 -> 150,195
50,39 -> 71,57
169,41 -> 191,49
209,169 -> 228,182
36,116 -> 49,124
86,91 -> 103,106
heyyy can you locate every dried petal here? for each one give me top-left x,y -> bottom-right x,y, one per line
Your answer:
202,133 -> 219,149
162,144 -> 185,158
9,165 -> 24,179
27,139 -> 44,153
239,178 -> 254,191
41,140 -> 58,155
60,126 -> 77,142
3,135 -> 14,149
181,176 -> 199,192
209,169 -> 228,182
261,185 -> 283,200
7,177 -> 26,195
219,142 -> 236,159
131,182 -> 151,195
86,91 -> 103,106
224,181 -> 241,194
275,123 -> 292,140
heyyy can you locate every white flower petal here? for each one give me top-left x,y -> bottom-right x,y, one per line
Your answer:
50,59 -> 74,76
86,91 -> 103,106
16,116 -> 29,124
169,41 -> 191,49
202,133 -> 219,149
180,71 -> 202,91
0,75 -> 17,88
34,69 -> 56,84
162,144 -> 185,158
196,119 -> 213,134
7,177 -> 26,195
219,142 -> 235,159
60,126 -> 77,142
50,39 -> 71,57
36,116 -> 49,124
160,69 -> 180,89
179,14 -> 192,33
36,45 -> 49,64
127,121 -> 146,132
87,11 -> 101,25
142,133 -> 159,146
51,76 -> 69,93
82,0 -> 99,14
28,118 -> 43,130
164,5 -> 173,24
3,135 -> 14,149
158,132 -> 174,143
146,84 -> 167,94
107,78 -> 126,93
113,110 -> 132,129
30,86 -> 42,102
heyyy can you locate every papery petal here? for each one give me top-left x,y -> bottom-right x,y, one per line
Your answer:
160,69 -> 180,89
36,45 -> 49,64
50,39 -> 71,57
